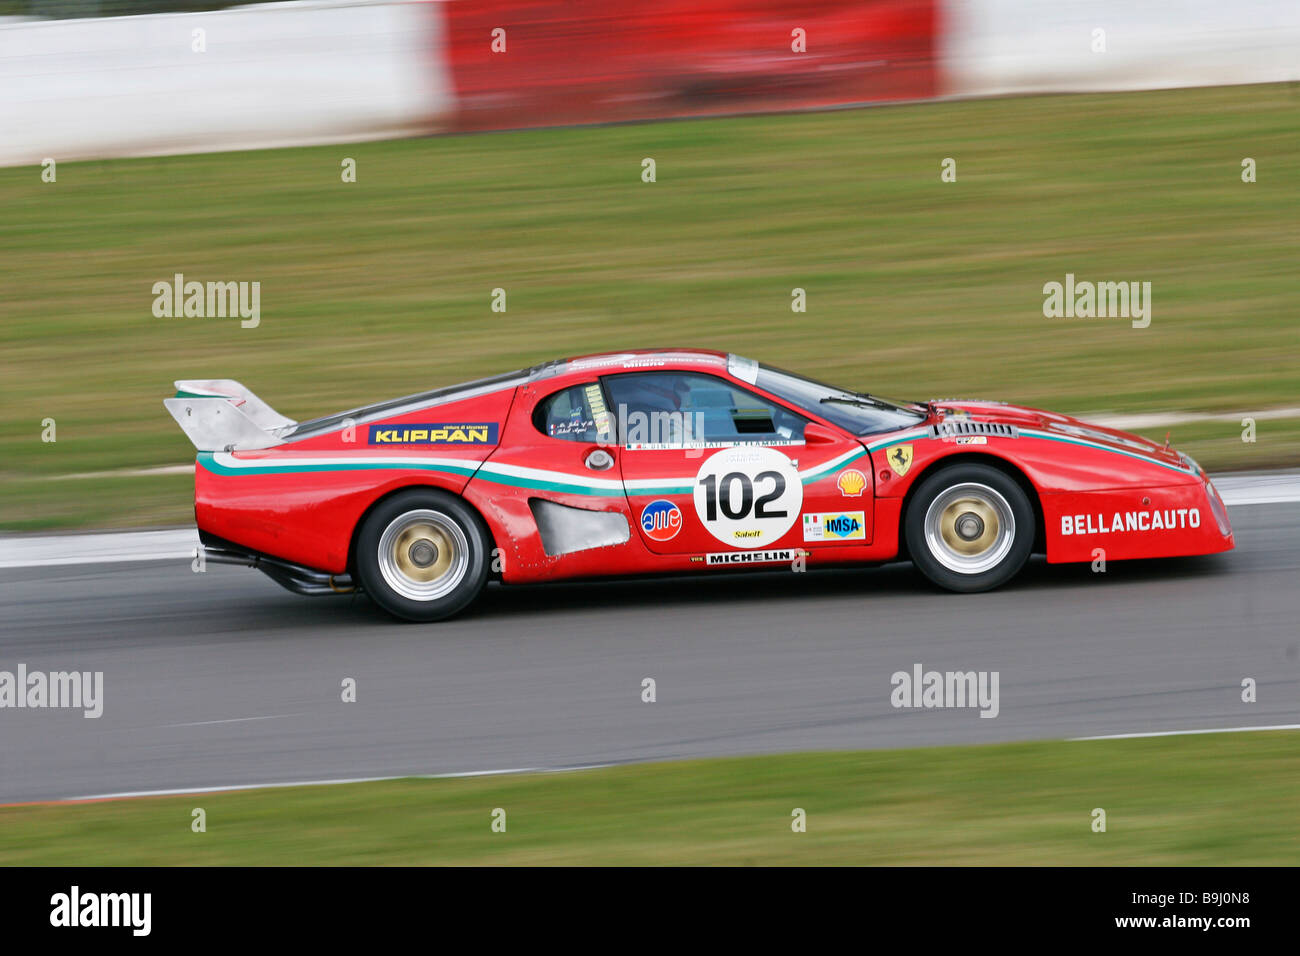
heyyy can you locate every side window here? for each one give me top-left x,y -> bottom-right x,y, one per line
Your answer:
603,372 -> 807,445
532,383 -> 608,442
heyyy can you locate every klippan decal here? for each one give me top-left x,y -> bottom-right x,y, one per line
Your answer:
368,423 -> 499,445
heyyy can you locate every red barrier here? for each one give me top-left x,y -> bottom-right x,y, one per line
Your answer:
443,0 -> 938,131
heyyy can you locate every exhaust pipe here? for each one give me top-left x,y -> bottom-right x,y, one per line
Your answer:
201,546 -> 356,597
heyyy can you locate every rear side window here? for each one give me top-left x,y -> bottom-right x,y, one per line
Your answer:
532,384 -> 609,442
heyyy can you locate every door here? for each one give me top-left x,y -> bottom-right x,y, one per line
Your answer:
604,370 -> 872,560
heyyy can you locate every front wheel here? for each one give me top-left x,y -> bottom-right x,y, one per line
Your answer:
355,490 -> 491,622
904,464 -> 1034,593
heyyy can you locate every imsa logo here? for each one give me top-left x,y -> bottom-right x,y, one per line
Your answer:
802,511 -> 866,542
368,423 -> 499,445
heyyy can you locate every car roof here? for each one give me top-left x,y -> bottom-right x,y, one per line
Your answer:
528,348 -> 730,382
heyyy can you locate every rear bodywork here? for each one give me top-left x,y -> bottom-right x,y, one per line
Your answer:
168,350 -> 1232,591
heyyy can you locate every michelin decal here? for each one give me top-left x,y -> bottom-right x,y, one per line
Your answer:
702,549 -> 805,566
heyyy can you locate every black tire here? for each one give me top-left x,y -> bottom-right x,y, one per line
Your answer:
904,463 -> 1034,593
354,489 -> 491,622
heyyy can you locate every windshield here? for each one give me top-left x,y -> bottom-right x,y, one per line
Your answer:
752,364 -> 925,436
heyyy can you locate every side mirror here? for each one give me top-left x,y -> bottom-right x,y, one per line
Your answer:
803,422 -> 840,445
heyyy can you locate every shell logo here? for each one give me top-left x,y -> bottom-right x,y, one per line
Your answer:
836,469 -> 867,497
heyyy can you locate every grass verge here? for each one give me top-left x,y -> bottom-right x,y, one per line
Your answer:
2,733 -> 1297,865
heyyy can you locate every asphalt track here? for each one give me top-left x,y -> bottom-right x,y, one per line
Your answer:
1,500 -> 1297,803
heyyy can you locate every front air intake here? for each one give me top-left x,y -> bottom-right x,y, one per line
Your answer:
930,421 -> 1019,439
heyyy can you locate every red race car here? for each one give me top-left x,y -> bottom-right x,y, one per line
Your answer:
165,350 -> 1233,621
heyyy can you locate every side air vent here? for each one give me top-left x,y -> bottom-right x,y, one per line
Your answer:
529,498 -> 630,557
930,421 -> 1019,439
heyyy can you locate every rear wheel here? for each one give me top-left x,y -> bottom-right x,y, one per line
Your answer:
355,490 -> 490,622
904,463 -> 1034,592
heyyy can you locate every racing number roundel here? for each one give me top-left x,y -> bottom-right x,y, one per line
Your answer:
692,447 -> 802,548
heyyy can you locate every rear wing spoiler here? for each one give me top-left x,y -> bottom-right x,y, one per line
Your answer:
164,379 -> 296,451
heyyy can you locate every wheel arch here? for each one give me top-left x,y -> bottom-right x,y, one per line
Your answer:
346,482 -> 500,578
896,452 -> 1045,559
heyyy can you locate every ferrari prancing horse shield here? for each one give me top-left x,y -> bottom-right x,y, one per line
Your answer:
886,443 -> 913,477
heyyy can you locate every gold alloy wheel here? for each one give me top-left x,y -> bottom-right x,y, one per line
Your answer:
922,482 -> 1016,575
377,509 -> 470,602
938,494 -> 1000,556
392,521 -> 455,582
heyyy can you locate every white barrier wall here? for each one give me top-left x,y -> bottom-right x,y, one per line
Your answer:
943,0 -> 1300,96
0,0 -> 449,167
2,0 -> 1298,167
